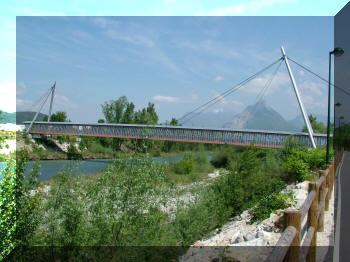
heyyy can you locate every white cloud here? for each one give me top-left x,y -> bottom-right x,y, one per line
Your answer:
301,95 -> 327,111
243,72 -> 290,94
215,76 -> 223,81
153,95 -> 179,103
0,82 -> 16,113
16,98 -> 33,110
211,91 -> 227,105
213,108 -> 223,113
299,81 -> 324,96
153,93 -> 199,104
201,0 -> 296,15
54,94 -> 79,110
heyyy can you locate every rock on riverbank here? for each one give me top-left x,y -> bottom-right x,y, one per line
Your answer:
180,179 -> 334,262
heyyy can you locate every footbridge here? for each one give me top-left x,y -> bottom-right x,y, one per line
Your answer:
24,46 -> 332,149
24,122 -> 327,149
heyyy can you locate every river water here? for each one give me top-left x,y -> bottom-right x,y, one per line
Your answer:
25,155 -> 186,182
0,154 -> 213,182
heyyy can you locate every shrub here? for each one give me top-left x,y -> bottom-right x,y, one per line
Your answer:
306,148 -> 326,170
67,144 -> 82,160
24,137 -> 31,145
171,153 -> 195,174
210,149 -> 232,168
194,153 -> 208,165
284,153 -> 309,182
151,148 -> 161,157
251,192 -> 291,222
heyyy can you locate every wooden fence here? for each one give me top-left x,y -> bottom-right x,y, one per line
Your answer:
266,149 -> 344,262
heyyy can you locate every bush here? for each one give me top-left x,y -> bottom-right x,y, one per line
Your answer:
284,152 -> 309,182
305,148 -> 326,170
67,144 -> 82,160
151,149 -> 161,157
210,149 -> 232,168
194,153 -> 208,165
251,192 -> 292,222
171,153 -> 195,174
30,156 -> 171,247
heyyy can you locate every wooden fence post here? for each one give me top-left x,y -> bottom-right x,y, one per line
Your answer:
318,172 -> 326,232
306,182 -> 319,262
284,209 -> 301,262
325,168 -> 331,211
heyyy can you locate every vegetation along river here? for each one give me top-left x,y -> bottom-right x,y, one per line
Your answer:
14,154 -> 212,182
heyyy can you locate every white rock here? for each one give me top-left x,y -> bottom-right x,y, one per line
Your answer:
256,231 -> 264,239
233,237 -> 266,246
244,232 -> 255,241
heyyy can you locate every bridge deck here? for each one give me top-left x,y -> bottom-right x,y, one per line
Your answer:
24,122 -> 328,149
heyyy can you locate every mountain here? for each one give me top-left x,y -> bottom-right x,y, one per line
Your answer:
287,114 -> 327,132
181,111 -> 237,128
0,111 -> 16,124
16,111 -> 48,124
223,101 -> 299,132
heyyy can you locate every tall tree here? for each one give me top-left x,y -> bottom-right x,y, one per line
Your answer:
101,96 -> 129,124
134,103 -> 158,125
43,111 -> 68,122
302,114 -> 327,134
170,118 -> 178,126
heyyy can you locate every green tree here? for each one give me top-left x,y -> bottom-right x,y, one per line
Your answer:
170,118 -> 178,126
134,103 -> 158,125
43,111 -> 68,122
0,150 -> 41,260
302,115 -> 327,134
97,119 -> 105,123
101,96 -> 129,124
122,102 -> 135,124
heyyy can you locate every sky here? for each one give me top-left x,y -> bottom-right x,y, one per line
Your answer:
1,1 -> 349,124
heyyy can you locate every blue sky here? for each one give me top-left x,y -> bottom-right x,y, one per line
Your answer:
1,1 -> 348,124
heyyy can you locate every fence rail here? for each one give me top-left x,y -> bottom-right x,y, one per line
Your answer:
24,122 -> 328,149
266,149 -> 344,262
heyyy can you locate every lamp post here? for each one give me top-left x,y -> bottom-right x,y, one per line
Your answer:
326,47 -> 344,164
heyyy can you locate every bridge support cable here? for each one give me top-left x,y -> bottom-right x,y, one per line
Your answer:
281,46 -> 317,148
26,82 -> 56,133
178,57 -> 283,125
251,59 -> 283,116
287,56 -> 350,98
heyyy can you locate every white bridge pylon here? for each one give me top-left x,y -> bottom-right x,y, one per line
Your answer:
281,46 -> 316,148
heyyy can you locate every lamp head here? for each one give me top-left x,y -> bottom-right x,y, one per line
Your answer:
335,102 -> 342,107
331,47 -> 344,57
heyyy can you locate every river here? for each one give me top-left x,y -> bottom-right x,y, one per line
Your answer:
0,154 -> 212,182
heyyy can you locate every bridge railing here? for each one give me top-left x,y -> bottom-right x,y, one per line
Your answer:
265,149 -> 343,262
23,122 -> 328,149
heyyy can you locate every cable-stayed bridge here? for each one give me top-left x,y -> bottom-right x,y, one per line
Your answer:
24,46 -> 335,149
24,121 -> 327,149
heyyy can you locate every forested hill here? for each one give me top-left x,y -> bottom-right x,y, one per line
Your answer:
0,111 -> 16,124
16,111 -> 48,124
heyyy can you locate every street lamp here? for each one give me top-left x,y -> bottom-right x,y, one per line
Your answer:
326,47 -> 344,164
